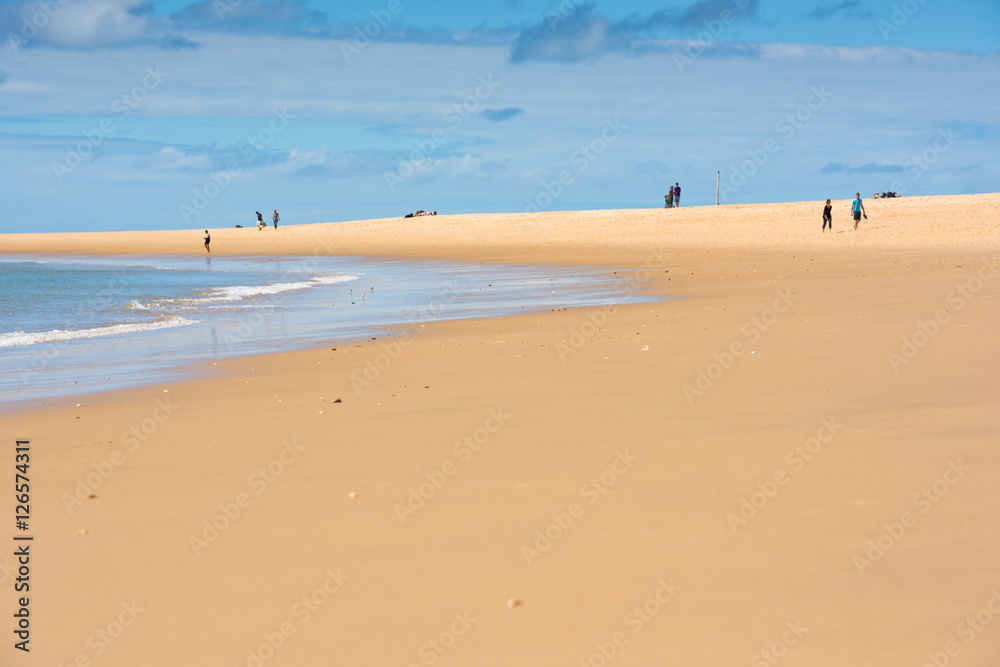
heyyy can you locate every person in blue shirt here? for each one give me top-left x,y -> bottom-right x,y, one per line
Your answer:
852,193 -> 867,230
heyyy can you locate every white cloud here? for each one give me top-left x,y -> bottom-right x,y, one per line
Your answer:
2,0 -> 197,50
150,145 -> 211,171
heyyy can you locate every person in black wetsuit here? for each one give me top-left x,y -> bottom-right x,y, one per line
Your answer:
204,230 -> 211,252
822,199 -> 832,232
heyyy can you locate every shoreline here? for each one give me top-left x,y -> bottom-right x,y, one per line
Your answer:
2,197 -> 999,665
1,253 -> 658,409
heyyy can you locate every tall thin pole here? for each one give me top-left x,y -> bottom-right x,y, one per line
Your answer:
716,171 -> 720,205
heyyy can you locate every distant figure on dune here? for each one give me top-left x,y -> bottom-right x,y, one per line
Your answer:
673,182 -> 681,207
852,193 -> 867,230
666,185 -> 674,208
272,210 -> 280,229
256,211 -> 264,231
823,199 -> 832,232
204,230 -> 211,253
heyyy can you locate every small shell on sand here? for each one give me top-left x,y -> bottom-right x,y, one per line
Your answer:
74,530 -> 87,536
506,598 -> 522,608
348,491 -> 358,499
318,410 -> 325,414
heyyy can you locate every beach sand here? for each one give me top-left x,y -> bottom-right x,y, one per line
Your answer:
2,193 -> 999,666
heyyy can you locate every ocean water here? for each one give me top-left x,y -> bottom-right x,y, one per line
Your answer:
0,254 -> 653,405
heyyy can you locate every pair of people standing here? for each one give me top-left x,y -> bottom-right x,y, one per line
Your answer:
255,210 -> 280,230
665,183 -> 681,208
822,194 -> 867,232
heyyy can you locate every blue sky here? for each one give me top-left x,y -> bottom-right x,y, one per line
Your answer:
1,0 -> 997,231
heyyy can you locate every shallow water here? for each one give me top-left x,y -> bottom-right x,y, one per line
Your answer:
0,254 -> 656,406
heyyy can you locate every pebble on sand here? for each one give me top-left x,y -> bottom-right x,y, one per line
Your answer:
506,598 -> 522,608
74,530 -> 87,536
348,492 -> 358,499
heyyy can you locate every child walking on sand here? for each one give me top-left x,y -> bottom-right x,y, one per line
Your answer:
823,200 -> 832,232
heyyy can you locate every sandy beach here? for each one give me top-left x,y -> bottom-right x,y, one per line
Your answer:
2,193 -> 999,666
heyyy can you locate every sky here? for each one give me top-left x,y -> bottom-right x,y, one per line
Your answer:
0,0 -> 997,232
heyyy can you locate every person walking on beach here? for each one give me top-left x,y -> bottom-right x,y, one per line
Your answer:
256,211 -> 264,231
852,193 -> 867,230
204,230 -> 211,253
822,199 -> 833,232
272,210 -> 280,230
666,185 -> 674,208
673,183 -> 681,208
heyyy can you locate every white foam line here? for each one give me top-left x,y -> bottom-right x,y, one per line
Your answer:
195,274 -> 359,303
0,317 -> 199,348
